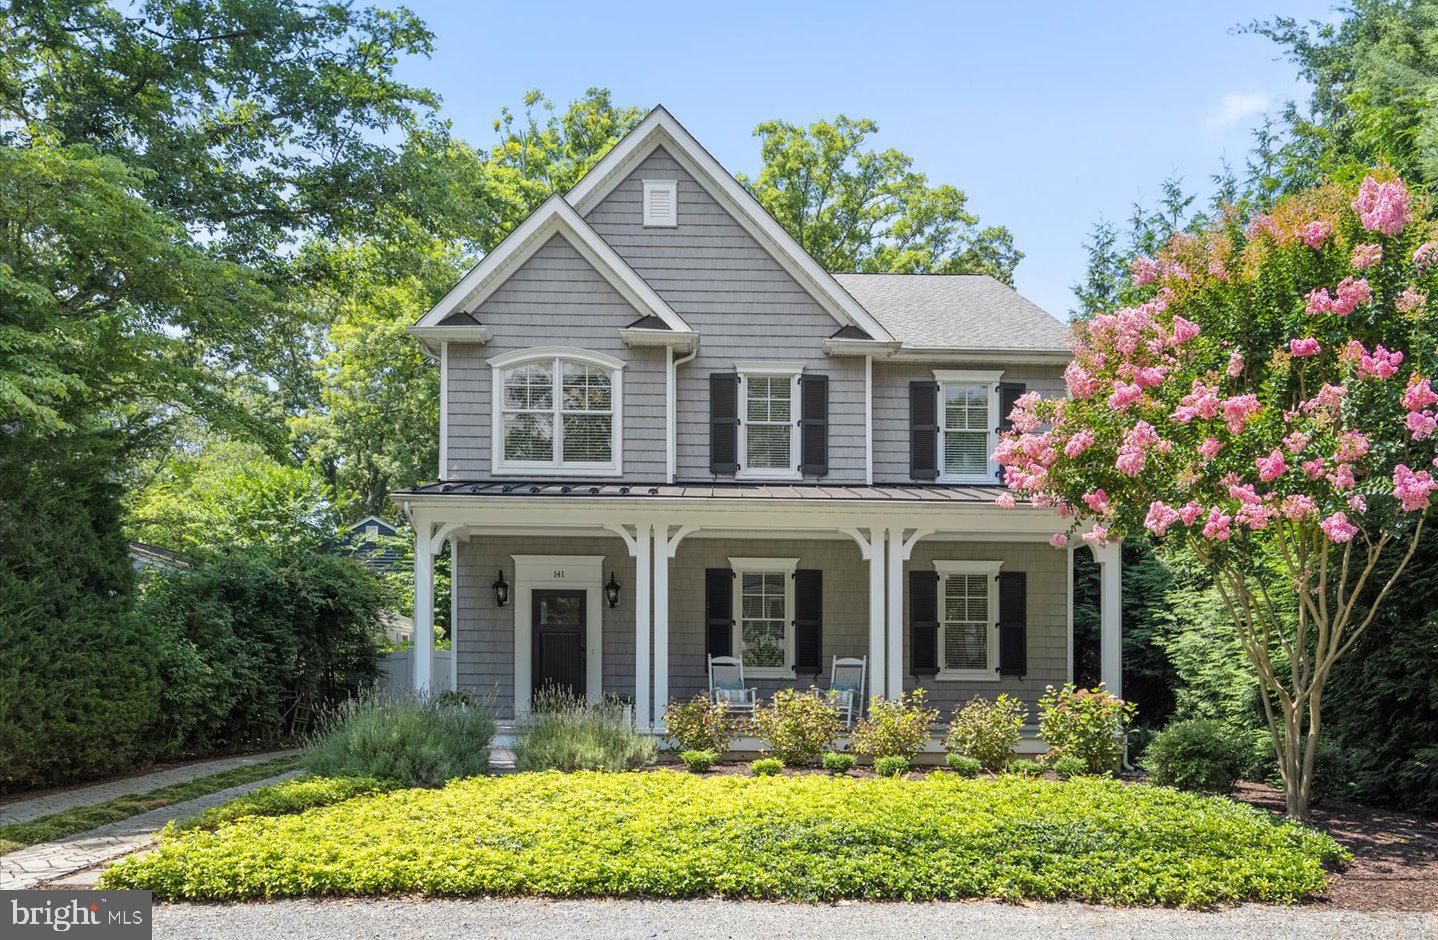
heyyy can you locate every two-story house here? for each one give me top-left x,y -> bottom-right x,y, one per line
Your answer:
399,107 -> 1121,745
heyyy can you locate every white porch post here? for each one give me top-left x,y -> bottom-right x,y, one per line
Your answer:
634,522 -> 654,730
1093,541 -> 1123,698
413,521 -> 434,695
885,526 -> 904,700
866,528 -> 886,703
652,524 -> 669,728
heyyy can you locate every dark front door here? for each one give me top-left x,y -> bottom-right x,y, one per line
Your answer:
532,589 -> 586,703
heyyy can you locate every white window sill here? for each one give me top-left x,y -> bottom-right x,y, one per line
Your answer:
744,668 -> 797,680
933,670 -> 1001,683
491,467 -> 623,478
736,469 -> 802,482
938,473 -> 997,485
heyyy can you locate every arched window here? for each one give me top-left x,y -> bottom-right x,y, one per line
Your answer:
489,348 -> 624,475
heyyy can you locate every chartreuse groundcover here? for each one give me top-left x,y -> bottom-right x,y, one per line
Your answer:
102,771 -> 1345,907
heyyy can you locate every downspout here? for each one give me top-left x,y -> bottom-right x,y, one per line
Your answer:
668,345 -> 699,483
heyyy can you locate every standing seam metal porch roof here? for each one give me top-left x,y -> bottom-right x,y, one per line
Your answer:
403,481 -> 1018,503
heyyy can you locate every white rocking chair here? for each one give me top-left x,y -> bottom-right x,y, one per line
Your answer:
825,656 -> 867,729
708,655 -> 759,719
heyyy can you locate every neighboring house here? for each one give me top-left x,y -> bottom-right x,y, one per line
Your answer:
128,541 -> 189,576
398,107 -> 1120,742
335,516 -> 413,645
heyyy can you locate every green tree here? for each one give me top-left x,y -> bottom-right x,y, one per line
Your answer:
741,115 -> 1021,283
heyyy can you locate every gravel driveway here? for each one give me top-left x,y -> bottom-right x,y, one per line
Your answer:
154,898 -> 1436,939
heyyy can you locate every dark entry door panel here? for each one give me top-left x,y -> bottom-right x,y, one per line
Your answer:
532,589 -> 585,702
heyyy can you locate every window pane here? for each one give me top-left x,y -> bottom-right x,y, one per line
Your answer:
944,430 -> 988,475
562,363 -> 611,411
742,621 -> 786,668
504,363 -> 553,409
943,574 -> 989,671
503,412 -> 553,461
944,385 -> 987,431
944,622 -> 987,671
561,414 -> 611,462
747,424 -> 790,469
739,569 -> 787,669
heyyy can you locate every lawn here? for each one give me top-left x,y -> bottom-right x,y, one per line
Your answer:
101,770 -> 1346,907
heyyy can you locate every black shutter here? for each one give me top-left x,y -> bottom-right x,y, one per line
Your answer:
997,571 -> 1028,677
798,374 -> 829,476
909,381 -> 939,480
793,569 -> 822,673
909,569 -> 940,677
998,382 -> 1026,433
705,568 -> 734,658
710,373 -> 739,474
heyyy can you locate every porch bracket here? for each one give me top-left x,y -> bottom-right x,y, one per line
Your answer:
602,523 -> 640,556
839,527 -> 876,560
901,528 -> 935,560
663,524 -> 698,558
429,521 -> 463,555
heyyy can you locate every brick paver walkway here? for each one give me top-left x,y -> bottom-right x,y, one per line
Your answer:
0,771 -> 300,890
0,750 -> 295,826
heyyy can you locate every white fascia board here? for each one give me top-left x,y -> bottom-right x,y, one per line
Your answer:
822,338 -> 901,358
407,324 -> 492,359
565,106 -> 895,344
620,327 -> 699,352
413,195 -> 691,335
888,346 -> 1073,367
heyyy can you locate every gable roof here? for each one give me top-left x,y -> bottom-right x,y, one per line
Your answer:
832,274 -> 1071,353
411,195 -> 693,351
566,106 -> 895,343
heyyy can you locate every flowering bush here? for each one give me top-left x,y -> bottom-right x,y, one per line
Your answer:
1000,173 -> 1434,817
851,690 -> 939,760
665,694 -> 736,754
943,694 -> 1027,772
1037,684 -> 1135,775
749,688 -> 840,766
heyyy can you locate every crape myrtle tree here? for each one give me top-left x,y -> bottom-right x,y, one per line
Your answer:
996,173 -> 1437,820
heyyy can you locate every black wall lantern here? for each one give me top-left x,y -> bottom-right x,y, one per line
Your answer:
605,571 -> 622,608
492,569 -> 509,607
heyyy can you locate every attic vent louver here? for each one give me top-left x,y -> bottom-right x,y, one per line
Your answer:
642,179 -> 678,227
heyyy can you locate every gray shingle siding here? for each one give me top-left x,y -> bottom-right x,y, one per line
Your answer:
444,234 -> 667,481
583,147 -> 867,483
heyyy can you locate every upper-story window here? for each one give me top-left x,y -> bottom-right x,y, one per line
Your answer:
489,348 -> 624,476
935,370 -> 1001,483
737,362 -> 803,480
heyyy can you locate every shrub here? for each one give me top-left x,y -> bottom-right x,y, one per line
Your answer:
1050,755 -> 1089,779
1144,719 -> 1246,793
749,688 -> 840,766
1007,758 -> 1046,777
664,694 -> 735,754
873,756 -> 909,778
851,690 -> 939,761
680,750 -> 716,773
1037,683 -> 1135,775
945,754 -> 981,777
944,694 -> 1026,772
307,694 -> 494,787
102,771 -> 1350,906
750,757 -> 783,776
822,751 -> 856,775
514,691 -> 656,772
175,775 -> 393,833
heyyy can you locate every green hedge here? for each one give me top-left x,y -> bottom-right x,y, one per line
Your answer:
103,771 -> 1347,907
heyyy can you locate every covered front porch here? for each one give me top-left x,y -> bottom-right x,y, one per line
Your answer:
400,482 -> 1122,740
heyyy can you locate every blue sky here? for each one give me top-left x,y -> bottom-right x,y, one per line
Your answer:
397,1 -> 1335,319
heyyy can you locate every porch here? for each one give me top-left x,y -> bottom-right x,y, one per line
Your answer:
400,482 -> 1121,738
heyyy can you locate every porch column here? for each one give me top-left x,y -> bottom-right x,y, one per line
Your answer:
413,521 -> 434,695
652,524 -> 669,728
865,528 -> 886,704
1092,541 -> 1123,698
634,522 -> 654,730
885,526 -> 904,699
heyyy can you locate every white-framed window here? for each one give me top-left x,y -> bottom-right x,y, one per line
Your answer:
488,347 -> 624,476
730,556 -> 798,677
736,361 -> 803,480
935,369 -> 1002,483
935,560 -> 1002,681
642,179 -> 678,227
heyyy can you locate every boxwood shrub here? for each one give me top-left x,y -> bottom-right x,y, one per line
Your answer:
102,772 -> 1347,907
1145,719 -> 1247,793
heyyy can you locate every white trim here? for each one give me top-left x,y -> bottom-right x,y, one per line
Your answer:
728,556 -> 800,678
1066,543 -> 1075,684
620,327 -> 698,351
565,107 -> 894,342
933,559 -> 1003,682
864,355 -> 874,486
823,337 -> 901,358
450,536 -> 460,691
935,371 -> 1002,485
642,178 -> 678,227
736,369 -> 802,481
489,349 -> 625,477
511,554 -> 605,712
733,360 -> 805,376
413,195 -> 691,334
438,342 -> 449,480
891,347 -> 1071,366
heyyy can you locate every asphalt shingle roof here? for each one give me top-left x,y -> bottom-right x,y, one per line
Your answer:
833,274 -> 1071,351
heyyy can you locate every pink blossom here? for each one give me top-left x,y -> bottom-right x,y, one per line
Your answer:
1304,288 -> 1332,317
1226,350 -> 1244,377
1170,316 -> 1201,346
1302,458 -> 1327,480
1307,278 -> 1373,317
1300,384 -> 1347,416
1406,410 -> 1437,440
1063,429 -> 1095,458
1356,344 -> 1404,380
1414,241 -> 1438,269
1350,243 -> 1383,269
1130,255 -> 1159,287
1221,394 -> 1261,434
1107,382 -> 1144,411
1334,431 -> 1370,463
1228,481 -> 1261,504
1289,337 -> 1321,357
1281,494 -> 1317,520
1134,365 -> 1168,389
1115,446 -> 1146,476
1352,175 -> 1411,235
1198,436 -> 1222,461
1392,464 -> 1438,511
1179,501 -> 1203,526
1172,380 -> 1221,424
1283,430 -> 1310,454
1064,361 -> 1099,400
1299,220 -> 1333,248
1256,449 -> 1288,482
1049,533 -> 1069,548
1348,493 -> 1368,513
1082,489 -> 1111,515
1327,463 -> 1356,492
1144,501 -> 1181,536
1399,287 -> 1429,313
1082,524 -> 1111,545
1320,512 -> 1358,543
1202,509 -> 1233,541
1403,375 -> 1438,411
1237,501 -> 1273,530
995,493 -> 1016,509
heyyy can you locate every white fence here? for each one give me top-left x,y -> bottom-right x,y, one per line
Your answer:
378,649 -> 453,695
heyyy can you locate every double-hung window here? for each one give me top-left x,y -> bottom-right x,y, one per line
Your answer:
935,560 -> 1002,680
737,362 -> 802,479
730,556 -> 798,676
935,370 -> 1002,482
490,348 -> 624,475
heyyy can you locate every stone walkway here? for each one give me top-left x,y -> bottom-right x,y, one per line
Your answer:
0,771 -> 299,890
0,750 -> 296,826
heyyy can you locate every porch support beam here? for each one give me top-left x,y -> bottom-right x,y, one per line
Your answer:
882,527 -> 933,699
839,527 -> 886,708
652,524 -> 669,727
1092,541 -> 1123,698
633,522 -> 654,729
413,520 -> 435,695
